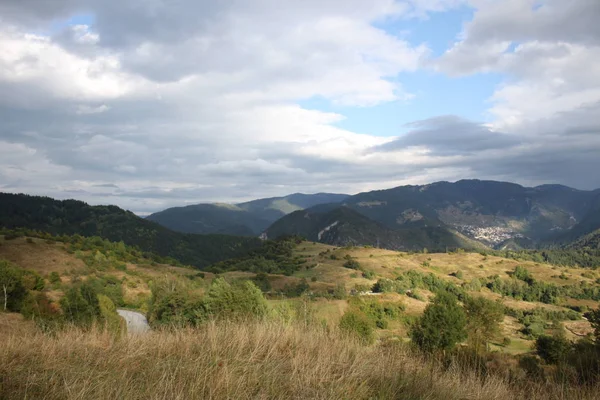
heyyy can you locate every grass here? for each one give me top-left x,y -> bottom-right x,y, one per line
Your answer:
1,237 -> 597,357
3,318 -> 600,400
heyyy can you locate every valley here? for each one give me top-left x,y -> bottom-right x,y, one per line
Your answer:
143,180 -> 600,253
1,184 -> 600,399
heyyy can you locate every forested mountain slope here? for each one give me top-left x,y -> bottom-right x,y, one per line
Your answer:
0,193 -> 261,268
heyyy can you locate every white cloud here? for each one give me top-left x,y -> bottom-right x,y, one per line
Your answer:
0,0 -> 599,214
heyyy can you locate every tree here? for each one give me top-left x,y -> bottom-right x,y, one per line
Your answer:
464,296 -> 504,353
339,310 -> 375,344
410,291 -> 467,353
0,260 -> 26,311
585,307 -> 600,345
536,334 -> 571,364
60,283 -> 102,327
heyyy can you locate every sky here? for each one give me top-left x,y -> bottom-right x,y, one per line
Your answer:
0,0 -> 599,214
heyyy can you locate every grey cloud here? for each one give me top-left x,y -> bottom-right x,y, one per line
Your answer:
0,0 -> 82,26
374,116 -> 520,155
466,0 -> 600,47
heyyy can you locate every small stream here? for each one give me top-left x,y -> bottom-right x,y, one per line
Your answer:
117,309 -> 151,334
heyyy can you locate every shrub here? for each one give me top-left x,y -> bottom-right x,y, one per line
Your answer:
339,311 -> 374,344
343,260 -> 361,270
49,272 -> 61,285
535,335 -> 571,364
205,278 -> 269,320
310,276 -> 317,282
372,278 -> 396,293
375,319 -> 388,329
252,272 -> 272,293
60,283 -> 102,327
21,270 -> 45,291
282,278 -> 310,297
512,266 -> 534,284
332,283 -> 347,300
407,291 -> 425,301
451,271 -> 464,280
362,270 -> 375,279
98,294 -> 123,335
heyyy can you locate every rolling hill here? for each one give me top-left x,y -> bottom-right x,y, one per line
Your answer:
146,192 -> 349,236
341,180 -> 598,247
264,204 -> 486,251
260,180 -> 600,251
0,192 -> 261,268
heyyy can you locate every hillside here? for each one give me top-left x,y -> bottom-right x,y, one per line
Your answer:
2,233 -> 597,351
0,192 -> 261,268
551,191 -> 600,245
146,192 -> 349,236
0,235 -> 204,313
340,180 -> 599,248
2,232 -> 600,399
264,205 -> 485,251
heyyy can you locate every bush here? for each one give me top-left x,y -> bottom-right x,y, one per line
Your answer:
49,272 -> 61,284
252,272 -> 272,293
21,270 -> 45,291
451,271 -> 464,279
343,260 -> 361,270
60,283 -> 102,327
375,319 -> 388,329
339,310 -> 374,344
205,278 -> 269,320
332,283 -> 347,300
98,294 -> 123,335
535,335 -> 571,364
362,270 -> 375,279
282,278 -> 310,297
372,278 -> 396,293
407,291 -> 425,301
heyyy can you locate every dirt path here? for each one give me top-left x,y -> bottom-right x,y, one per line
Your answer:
117,309 -> 150,334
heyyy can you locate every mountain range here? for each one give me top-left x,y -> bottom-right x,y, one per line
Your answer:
2,180 -> 598,261
0,193 -> 261,268
147,180 -> 600,251
146,193 -> 349,236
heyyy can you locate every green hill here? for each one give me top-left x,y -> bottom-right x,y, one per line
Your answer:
341,180 -> 598,248
0,193 -> 261,268
146,192 -> 349,235
265,205 -> 486,252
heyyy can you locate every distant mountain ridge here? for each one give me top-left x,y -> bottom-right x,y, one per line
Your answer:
146,193 -> 349,236
0,192 -> 261,268
264,205 -> 486,251
264,180 -> 600,250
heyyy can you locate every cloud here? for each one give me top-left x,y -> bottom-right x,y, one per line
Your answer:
374,116 -> 520,155
0,0 -> 599,214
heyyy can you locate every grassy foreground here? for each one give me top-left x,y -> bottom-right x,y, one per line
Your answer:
1,319 -> 599,400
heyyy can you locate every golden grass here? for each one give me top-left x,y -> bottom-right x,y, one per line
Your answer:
3,319 -> 599,400
0,237 -> 86,274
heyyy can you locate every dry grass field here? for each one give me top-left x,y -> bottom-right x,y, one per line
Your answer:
2,320 -> 599,400
1,237 -> 597,355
